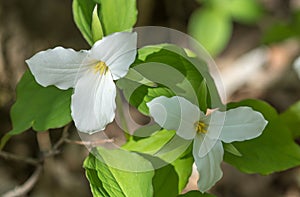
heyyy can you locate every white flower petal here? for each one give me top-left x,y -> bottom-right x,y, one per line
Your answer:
207,107 -> 268,143
90,32 -> 137,80
26,47 -> 90,90
193,135 -> 224,192
147,96 -> 201,140
71,70 -> 116,134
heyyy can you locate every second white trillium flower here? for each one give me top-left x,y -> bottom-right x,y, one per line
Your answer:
147,96 -> 268,192
26,32 -> 137,134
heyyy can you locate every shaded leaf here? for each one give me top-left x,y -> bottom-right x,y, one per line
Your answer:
225,99 -> 300,174
280,101 -> 300,138
10,71 -> 72,133
1,70 -> 72,148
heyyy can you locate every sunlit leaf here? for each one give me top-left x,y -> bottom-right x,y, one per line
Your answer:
188,8 -> 232,56
94,0 -> 137,35
228,0 -> 263,24
73,0 -> 96,45
123,130 -> 193,193
73,0 -> 137,45
91,5 -> 103,42
84,147 -> 154,197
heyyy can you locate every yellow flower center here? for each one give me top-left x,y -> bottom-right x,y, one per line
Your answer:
94,61 -> 108,75
194,121 -> 208,134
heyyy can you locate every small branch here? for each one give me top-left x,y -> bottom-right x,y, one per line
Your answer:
0,151 -> 40,166
53,124 -> 70,150
43,124 -> 70,158
2,165 -> 43,197
64,138 -> 114,147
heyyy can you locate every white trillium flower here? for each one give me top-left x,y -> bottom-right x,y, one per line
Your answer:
26,32 -> 137,134
147,96 -> 268,192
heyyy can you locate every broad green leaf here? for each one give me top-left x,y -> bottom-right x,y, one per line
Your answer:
73,0 -> 96,45
123,130 -> 193,193
91,5 -> 103,42
224,99 -> 300,174
84,147 -> 154,197
117,44 -> 222,115
96,0 -> 137,35
178,190 -> 216,197
226,99 -> 278,121
280,101 -> 300,138
188,8 -> 232,56
2,70 -> 71,136
172,146 -> 194,192
152,163 -> 179,197
1,71 -> 72,148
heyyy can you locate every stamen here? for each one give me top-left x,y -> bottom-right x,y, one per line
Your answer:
94,61 -> 108,75
194,121 -> 208,134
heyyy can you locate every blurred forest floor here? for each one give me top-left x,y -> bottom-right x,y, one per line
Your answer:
1,0 -> 300,196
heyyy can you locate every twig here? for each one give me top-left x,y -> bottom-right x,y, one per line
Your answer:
53,124 -> 70,150
0,151 -> 40,166
64,138 -> 114,147
2,165 -> 43,197
43,124 -> 70,158
1,124 -> 113,196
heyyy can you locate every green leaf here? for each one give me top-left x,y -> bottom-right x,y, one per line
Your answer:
262,10 -> 300,44
152,163 -> 179,197
123,129 -> 176,155
117,44 -> 223,114
73,0 -> 96,45
123,130 -> 193,193
124,68 -> 157,87
228,0 -> 263,24
1,71 -> 72,148
84,147 -> 154,197
262,22 -> 295,44
280,101 -> 300,138
223,143 -> 242,157
138,87 -> 175,115
91,5 -> 103,42
188,8 -> 232,56
96,0 -> 137,35
226,99 -> 278,120
224,99 -> 300,174
172,147 -> 194,192
178,190 -> 215,197
11,71 -> 72,133
73,0 -> 137,45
